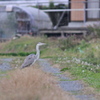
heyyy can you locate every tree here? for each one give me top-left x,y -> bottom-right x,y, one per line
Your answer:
49,1 -> 55,9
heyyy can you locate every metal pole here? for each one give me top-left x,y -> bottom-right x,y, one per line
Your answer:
37,0 -> 40,28
54,11 -> 66,29
83,1 -> 86,24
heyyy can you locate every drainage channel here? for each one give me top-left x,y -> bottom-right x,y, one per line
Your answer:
38,59 -> 97,100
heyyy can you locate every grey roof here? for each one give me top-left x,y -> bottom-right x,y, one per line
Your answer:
13,6 -> 52,21
13,6 -> 53,29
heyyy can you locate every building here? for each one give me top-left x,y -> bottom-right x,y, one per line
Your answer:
68,0 -> 100,27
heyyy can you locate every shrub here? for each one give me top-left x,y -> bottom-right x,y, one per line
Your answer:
58,36 -> 79,51
88,24 -> 100,38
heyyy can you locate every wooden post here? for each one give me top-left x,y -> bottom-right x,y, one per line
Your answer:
61,31 -> 64,38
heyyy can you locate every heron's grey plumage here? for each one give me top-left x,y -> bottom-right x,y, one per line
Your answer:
21,54 -> 36,68
20,42 -> 46,69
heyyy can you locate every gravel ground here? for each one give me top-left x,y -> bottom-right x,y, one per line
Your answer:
38,59 -> 97,100
0,58 -> 12,71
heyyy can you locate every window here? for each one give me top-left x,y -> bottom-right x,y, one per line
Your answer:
87,0 -> 100,20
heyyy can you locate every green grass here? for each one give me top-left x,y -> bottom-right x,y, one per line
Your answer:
69,67 -> 100,91
0,71 -> 7,75
0,36 -> 45,53
0,70 -> 9,79
0,52 -> 36,56
52,38 -> 100,91
0,36 -> 100,92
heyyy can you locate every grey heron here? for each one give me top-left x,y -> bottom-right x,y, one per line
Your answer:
20,42 -> 46,69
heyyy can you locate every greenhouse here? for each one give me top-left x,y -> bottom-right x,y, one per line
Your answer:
0,6 -> 53,38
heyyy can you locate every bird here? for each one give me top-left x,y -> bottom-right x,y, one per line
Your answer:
20,42 -> 46,69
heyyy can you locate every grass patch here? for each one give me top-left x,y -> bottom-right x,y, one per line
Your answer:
0,35 -> 100,92
0,52 -> 36,56
0,36 -> 44,53
69,67 -> 100,91
0,66 -> 75,100
0,70 -> 10,79
60,67 -> 69,71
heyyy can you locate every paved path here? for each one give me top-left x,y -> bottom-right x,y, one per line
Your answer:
0,58 -> 12,71
38,59 -> 97,100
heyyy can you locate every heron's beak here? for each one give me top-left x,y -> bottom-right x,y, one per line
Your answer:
42,43 -> 46,45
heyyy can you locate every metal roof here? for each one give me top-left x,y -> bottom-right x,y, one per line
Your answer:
13,6 -> 52,21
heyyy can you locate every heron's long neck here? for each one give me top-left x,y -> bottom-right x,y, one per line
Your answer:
36,45 -> 40,60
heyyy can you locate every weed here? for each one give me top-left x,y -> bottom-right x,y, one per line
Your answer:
88,24 -> 100,38
0,66 -> 75,100
60,67 -> 69,72
58,36 -> 79,51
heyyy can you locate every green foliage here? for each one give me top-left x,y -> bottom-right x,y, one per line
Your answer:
0,52 -> 35,56
88,25 -> 100,38
79,40 -> 89,49
53,37 -> 100,91
55,4 -> 67,9
58,37 -> 79,51
60,67 -> 69,72
60,59 -> 100,89
49,1 -> 55,9
0,36 -> 44,53
32,3 -> 68,10
69,67 -> 100,91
